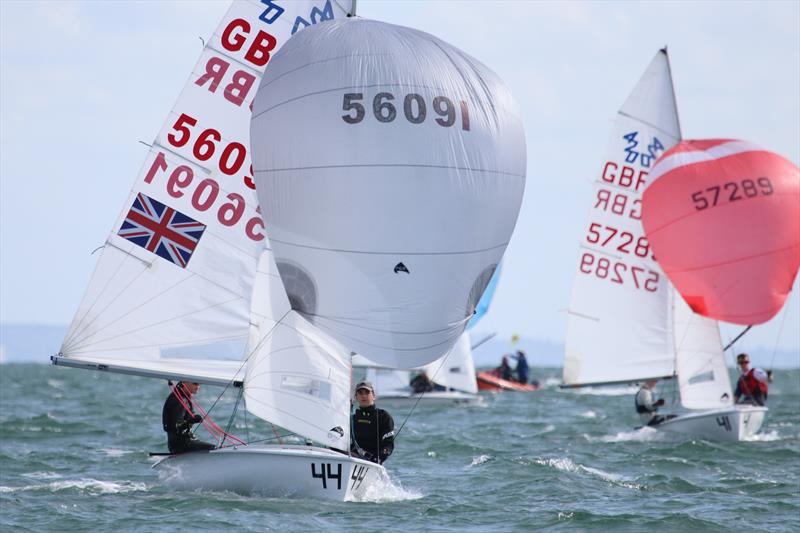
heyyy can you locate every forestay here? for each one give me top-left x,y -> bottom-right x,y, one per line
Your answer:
55,1 -> 356,385
251,18 -> 526,368
563,49 -> 682,386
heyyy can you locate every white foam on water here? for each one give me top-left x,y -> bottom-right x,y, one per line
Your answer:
99,448 -> 134,457
0,478 -> 148,494
586,426 -> 662,443
467,454 -> 493,468
22,471 -> 61,480
543,377 -> 562,387
426,451 -> 437,458
744,430 -> 781,442
349,470 -> 423,503
580,410 -> 597,418
46,379 -> 65,390
533,457 -> 641,489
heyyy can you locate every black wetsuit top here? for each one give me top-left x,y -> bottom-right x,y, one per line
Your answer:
162,387 -> 214,454
351,405 -> 395,464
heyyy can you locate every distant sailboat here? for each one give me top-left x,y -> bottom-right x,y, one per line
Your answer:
357,331 -> 481,405
562,49 -> 766,442
52,0 -> 527,498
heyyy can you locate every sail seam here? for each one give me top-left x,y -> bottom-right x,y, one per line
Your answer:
266,238 -> 509,256
254,162 -> 524,178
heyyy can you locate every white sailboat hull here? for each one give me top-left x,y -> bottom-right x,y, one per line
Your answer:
379,390 -> 481,405
657,405 -> 767,442
153,444 -> 385,501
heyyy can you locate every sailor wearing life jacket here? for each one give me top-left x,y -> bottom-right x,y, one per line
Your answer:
351,381 -> 395,464
635,380 -> 666,427
734,353 -> 769,406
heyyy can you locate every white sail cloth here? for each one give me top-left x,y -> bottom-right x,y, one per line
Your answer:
421,331 -> 478,394
251,18 -> 526,368
673,293 -> 733,409
563,49 -> 682,386
58,1 -> 356,386
355,331 -> 478,394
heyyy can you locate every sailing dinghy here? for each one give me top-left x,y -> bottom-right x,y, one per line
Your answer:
562,48 -> 766,442
357,332 -> 481,405
53,0 -> 527,498
52,0 -> 388,501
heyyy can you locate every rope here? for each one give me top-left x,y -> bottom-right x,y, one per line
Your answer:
394,342 -> 453,439
171,382 -> 246,446
769,304 -> 789,370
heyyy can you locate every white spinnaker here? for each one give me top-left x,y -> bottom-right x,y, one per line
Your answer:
251,18 -> 526,368
245,311 -> 352,449
58,1 -> 355,384
673,292 -> 733,409
422,332 -> 478,394
563,49 -> 682,386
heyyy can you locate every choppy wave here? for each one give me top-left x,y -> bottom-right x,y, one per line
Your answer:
580,410 -> 597,418
467,454 -> 493,468
0,478 -> 148,495
533,457 -> 642,489
587,426 -> 663,443
744,430 -> 782,442
543,377 -> 562,388
350,470 -> 423,503
99,448 -> 135,457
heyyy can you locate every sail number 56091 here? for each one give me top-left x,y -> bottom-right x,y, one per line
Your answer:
342,92 -> 470,130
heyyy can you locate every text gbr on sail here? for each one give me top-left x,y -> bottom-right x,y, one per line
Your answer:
195,18 -> 279,108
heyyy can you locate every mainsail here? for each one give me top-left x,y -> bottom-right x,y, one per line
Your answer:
563,49 -> 737,412
563,49 -> 682,387
55,1 -> 356,388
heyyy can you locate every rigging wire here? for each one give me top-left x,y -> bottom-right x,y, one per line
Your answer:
768,304 -> 790,370
394,341 -> 454,439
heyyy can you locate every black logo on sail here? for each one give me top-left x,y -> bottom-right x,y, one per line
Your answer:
394,262 -> 409,274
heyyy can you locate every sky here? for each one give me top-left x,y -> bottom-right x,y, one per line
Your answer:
1,0 -> 798,359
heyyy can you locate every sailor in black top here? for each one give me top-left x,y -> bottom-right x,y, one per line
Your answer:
351,381 -> 394,464
162,381 -> 215,454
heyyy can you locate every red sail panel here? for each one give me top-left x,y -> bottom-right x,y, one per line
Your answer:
642,139 -> 800,325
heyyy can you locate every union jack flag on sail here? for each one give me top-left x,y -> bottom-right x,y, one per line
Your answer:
118,193 -> 206,268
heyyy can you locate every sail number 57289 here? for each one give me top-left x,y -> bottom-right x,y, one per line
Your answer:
342,92 -> 470,130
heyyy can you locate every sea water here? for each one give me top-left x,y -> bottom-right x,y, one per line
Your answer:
1,364 -> 798,531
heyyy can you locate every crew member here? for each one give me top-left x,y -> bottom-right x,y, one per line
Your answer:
162,381 -> 215,453
512,350 -> 530,384
635,380 -> 666,427
351,381 -> 394,464
734,353 -> 768,406
410,371 -> 435,393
